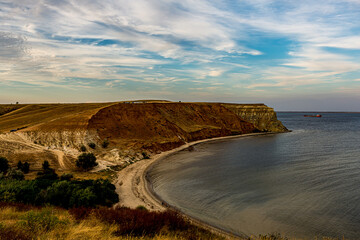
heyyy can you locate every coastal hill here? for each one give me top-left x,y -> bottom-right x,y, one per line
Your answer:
0,101 -> 287,172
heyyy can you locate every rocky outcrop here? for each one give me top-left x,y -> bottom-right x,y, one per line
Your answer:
222,103 -> 288,132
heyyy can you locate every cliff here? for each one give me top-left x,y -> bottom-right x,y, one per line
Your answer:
0,101 -> 287,170
88,102 -> 257,152
222,103 -> 288,132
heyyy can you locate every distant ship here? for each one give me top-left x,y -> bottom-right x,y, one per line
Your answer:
304,114 -> 322,117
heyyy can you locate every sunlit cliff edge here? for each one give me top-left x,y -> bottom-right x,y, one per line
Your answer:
0,101 -> 287,171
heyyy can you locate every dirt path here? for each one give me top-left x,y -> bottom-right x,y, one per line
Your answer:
0,132 -> 73,170
52,149 -> 67,169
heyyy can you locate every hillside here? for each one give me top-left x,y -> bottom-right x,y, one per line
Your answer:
0,101 -> 287,172
89,102 -> 257,152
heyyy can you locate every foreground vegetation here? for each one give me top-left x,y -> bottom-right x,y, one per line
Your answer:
0,202 -> 223,240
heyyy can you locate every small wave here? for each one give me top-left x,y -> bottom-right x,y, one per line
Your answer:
288,129 -> 307,135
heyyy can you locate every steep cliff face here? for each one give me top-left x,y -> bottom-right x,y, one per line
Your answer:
88,103 -> 257,152
222,103 -> 288,132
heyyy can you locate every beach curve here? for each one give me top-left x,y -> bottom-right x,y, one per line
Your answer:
114,132 -> 278,239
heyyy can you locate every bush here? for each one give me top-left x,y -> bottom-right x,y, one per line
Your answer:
69,187 -> 97,207
88,142 -> 96,149
36,168 -> 58,180
101,139 -> 109,148
142,152 -> 150,159
68,207 -> 92,221
0,178 -> 118,208
22,162 -> 30,174
136,205 -> 148,211
17,161 -> 30,174
76,153 -> 98,170
17,161 -> 23,170
6,169 -> 25,180
80,145 -> 87,152
60,173 -> 73,181
20,208 -> 68,233
42,160 -> 50,171
37,161 -> 58,180
91,207 -> 189,237
0,156 -> 9,173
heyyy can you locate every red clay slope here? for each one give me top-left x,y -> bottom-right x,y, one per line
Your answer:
88,102 -> 258,152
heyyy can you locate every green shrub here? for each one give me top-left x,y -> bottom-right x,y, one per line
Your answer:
20,208 -> 68,233
76,153 -> 98,170
36,168 -> 58,180
69,187 -> 97,208
17,161 -> 30,174
60,173 -> 73,181
0,157 -> 9,173
136,205 -> 148,211
88,142 -> 96,149
36,161 -> 58,180
6,169 -> 25,180
0,178 -> 118,208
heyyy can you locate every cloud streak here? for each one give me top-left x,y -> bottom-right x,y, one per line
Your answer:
1,0 -> 360,109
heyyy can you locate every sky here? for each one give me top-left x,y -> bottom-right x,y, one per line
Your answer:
1,0 -> 360,111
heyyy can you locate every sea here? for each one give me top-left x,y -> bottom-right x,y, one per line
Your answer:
148,113 -> 360,239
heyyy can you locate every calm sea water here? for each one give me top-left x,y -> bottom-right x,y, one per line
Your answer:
148,113 -> 360,239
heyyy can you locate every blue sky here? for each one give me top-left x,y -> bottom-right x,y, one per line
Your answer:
1,0 -> 360,111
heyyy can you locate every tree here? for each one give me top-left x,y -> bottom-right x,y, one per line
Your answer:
22,162 -> 30,174
60,173 -> 73,181
76,153 -> 98,170
80,145 -> 87,152
0,157 -> 9,173
17,160 -> 30,173
88,142 -> 96,149
17,161 -> 23,170
36,160 -> 58,180
42,160 -> 50,171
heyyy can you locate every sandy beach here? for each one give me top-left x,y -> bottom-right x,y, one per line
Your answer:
114,132 -> 275,239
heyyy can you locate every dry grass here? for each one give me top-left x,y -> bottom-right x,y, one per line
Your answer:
0,203 -> 348,240
0,203 -> 224,240
0,103 -> 115,133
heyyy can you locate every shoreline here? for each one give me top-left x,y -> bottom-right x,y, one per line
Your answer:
114,132 -> 280,239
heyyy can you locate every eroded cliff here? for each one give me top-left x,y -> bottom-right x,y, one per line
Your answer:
0,101 -> 287,170
88,102 -> 257,152
222,103 -> 288,132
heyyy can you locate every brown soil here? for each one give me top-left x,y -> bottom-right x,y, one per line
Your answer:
88,102 -> 258,153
